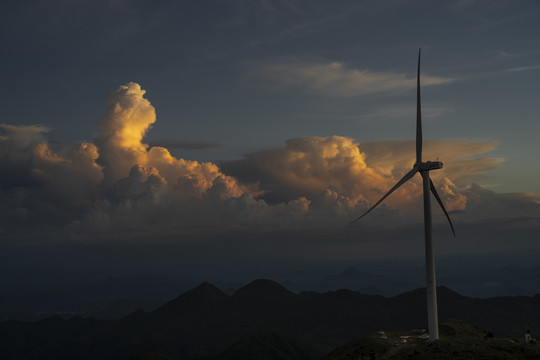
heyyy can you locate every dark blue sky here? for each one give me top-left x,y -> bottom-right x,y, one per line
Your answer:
1,0 -> 539,267
2,1 -> 540,192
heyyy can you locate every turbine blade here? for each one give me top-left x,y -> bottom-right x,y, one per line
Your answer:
351,168 -> 418,224
429,178 -> 456,237
416,48 -> 422,164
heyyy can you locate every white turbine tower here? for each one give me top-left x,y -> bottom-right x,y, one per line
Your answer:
352,49 -> 455,341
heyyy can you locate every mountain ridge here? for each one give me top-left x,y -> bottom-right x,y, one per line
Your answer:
1,279 -> 539,360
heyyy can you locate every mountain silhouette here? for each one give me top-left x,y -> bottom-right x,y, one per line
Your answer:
232,279 -> 296,303
154,281 -> 229,317
1,280 -> 539,360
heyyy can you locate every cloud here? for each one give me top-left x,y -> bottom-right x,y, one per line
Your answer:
507,65 -> 540,72
147,140 -> 224,150
0,124 -> 51,189
0,127 -> 104,233
222,137 -> 499,215
94,82 -> 156,184
0,124 -> 103,206
147,146 -> 256,201
224,136 -> 387,206
0,82 -> 538,248
253,59 -> 455,97
358,140 -> 503,188
0,124 -> 49,148
457,183 -> 540,221
91,82 -> 251,202
0,83 -> 260,239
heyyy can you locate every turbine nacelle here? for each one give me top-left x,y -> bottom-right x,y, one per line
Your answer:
417,161 -> 443,171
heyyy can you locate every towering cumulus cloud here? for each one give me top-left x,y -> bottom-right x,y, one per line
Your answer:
93,82 -> 251,201
95,82 -> 156,184
1,82 -> 535,243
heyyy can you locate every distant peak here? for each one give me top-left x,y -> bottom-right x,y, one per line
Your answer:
153,281 -> 229,315
122,308 -> 148,321
182,281 -> 229,298
233,279 -> 296,300
437,286 -> 466,298
195,281 -> 219,290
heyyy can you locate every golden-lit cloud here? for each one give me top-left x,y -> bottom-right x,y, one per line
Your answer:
90,82 -> 255,202
0,83 -> 261,237
31,141 -> 104,206
359,140 -> 503,188
147,146 -> 257,200
437,177 -> 467,211
0,82 -> 538,242
255,59 -> 455,96
95,82 -> 156,184
223,136 -> 500,214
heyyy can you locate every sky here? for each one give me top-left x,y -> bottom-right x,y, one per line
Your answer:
1,0 -> 540,275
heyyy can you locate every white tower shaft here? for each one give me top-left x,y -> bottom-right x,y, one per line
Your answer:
422,170 -> 439,340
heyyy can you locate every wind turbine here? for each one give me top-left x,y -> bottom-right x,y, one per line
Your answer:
352,49 -> 455,341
